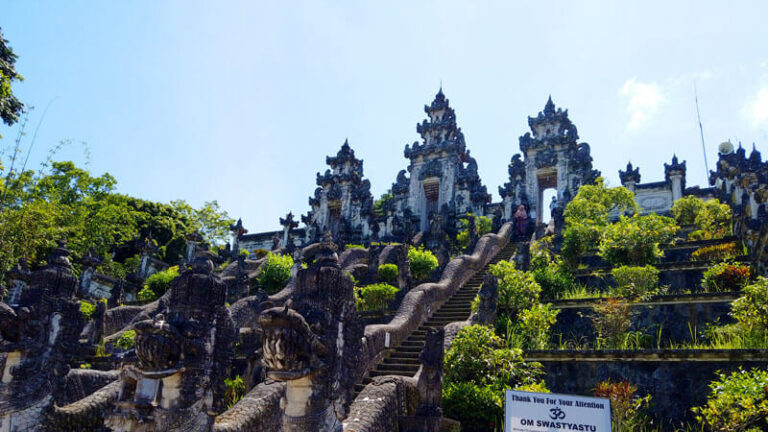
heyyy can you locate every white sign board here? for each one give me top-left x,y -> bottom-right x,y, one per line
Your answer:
505,390 -> 611,432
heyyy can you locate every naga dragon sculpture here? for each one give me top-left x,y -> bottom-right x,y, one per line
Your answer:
105,256 -> 235,432
0,242 -> 84,432
259,237 -> 363,432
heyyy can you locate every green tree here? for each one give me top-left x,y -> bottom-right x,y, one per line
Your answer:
0,27 -> 24,135
373,190 -> 393,218
170,199 -> 234,245
561,178 -> 637,265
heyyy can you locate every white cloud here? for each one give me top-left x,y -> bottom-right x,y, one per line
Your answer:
744,86 -> 768,128
620,78 -> 667,132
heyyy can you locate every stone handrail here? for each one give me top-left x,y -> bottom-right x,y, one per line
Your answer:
213,381 -> 285,432
360,222 -> 513,377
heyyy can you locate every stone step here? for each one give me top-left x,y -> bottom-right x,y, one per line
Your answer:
355,242 -> 521,400
376,363 -> 420,373
383,357 -> 420,365
370,369 -> 415,378
388,353 -> 420,361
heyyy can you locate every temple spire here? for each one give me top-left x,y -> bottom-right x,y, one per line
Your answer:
544,95 -> 555,115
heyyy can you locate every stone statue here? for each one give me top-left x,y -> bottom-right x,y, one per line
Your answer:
258,238 -> 363,432
105,256 -> 235,432
0,242 -> 85,431
471,274 -> 498,326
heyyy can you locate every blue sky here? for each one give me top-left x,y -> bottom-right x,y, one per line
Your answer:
2,1 -> 768,232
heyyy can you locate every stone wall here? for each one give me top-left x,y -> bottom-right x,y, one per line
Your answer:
529,350 -> 768,425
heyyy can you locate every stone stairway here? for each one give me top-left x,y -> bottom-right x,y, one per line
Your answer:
354,241 -> 520,395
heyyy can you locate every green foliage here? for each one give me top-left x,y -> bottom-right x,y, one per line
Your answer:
79,301 -> 96,320
408,246 -> 438,280
139,266 -> 180,301
444,325 -> 543,390
377,263 -> 398,284
489,261 -> 541,315
500,303 -> 560,350
0,27 -> 24,132
169,200 -> 235,245
253,248 -> 269,259
690,199 -> 733,241
731,277 -> 768,332
355,283 -> 399,312
591,299 -> 633,349
610,265 -> 661,299
0,155 -> 235,277
691,242 -> 740,262
692,368 -> 768,431
224,375 -> 246,410
456,214 -> 494,250
239,248 -> 249,257
598,214 -> 678,266
373,190 -> 393,218
443,382 -> 502,432
257,252 -> 293,293
533,264 -> 574,300
0,161 -> 140,274
443,325 -> 545,432
594,380 -> 653,431
345,244 -> 365,249
702,262 -> 751,292
671,195 -> 705,226
561,178 -> 637,265
116,330 -> 136,350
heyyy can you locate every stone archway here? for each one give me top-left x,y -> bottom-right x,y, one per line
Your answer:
537,169 -> 558,224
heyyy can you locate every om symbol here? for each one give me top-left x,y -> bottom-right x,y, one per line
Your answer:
549,407 -> 566,420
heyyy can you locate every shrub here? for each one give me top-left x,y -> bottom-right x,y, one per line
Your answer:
224,375 -> 246,409
356,283 -> 399,312
563,177 -> 638,224
253,248 -> 269,259
444,325 -> 543,390
692,368 -> 768,431
594,380 -> 652,431
257,253 -> 294,293
443,382 -> 502,432
377,263 -> 399,284
489,261 -> 541,315
239,249 -> 249,257
561,223 -> 602,266
561,178 -> 638,265
702,262 -> 751,292
694,199 -> 733,240
671,195 -> 705,225
533,263 -> 574,300
517,303 -> 560,350
456,214 -> 494,250
591,298 -> 633,349
691,242 -> 740,262
610,265 -> 660,299
529,238 -> 554,271
140,266 -> 180,301
443,325 -> 545,432
598,214 -> 678,266
408,246 -> 438,280
731,277 -> 768,332
116,330 -> 136,350
79,301 -> 96,320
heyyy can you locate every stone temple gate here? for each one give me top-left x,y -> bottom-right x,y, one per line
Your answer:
499,97 -> 600,224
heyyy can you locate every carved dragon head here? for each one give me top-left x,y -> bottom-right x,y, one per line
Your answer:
258,239 -> 363,430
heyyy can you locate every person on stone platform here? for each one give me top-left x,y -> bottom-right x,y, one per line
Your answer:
514,204 -> 528,237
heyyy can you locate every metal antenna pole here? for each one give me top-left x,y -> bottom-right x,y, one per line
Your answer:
694,81 -> 709,180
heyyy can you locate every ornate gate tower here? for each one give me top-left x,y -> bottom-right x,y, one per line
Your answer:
499,97 -> 600,224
